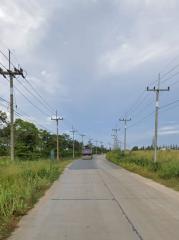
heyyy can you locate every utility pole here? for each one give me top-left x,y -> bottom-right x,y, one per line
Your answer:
100,141 -> 103,154
0,50 -> 25,161
95,140 -> 98,154
89,138 -> 93,152
79,134 -> 85,147
147,74 -> 170,163
112,128 -> 120,150
51,110 -> 63,160
70,127 -> 77,159
117,140 -> 122,150
108,142 -> 111,151
119,118 -> 131,152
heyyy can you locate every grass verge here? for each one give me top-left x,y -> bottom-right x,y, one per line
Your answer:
0,158 -> 71,239
106,150 -> 179,191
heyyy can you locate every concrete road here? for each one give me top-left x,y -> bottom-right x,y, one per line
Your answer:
9,155 -> 179,240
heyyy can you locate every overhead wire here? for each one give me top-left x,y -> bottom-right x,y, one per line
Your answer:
127,110 -> 155,129
15,77 -> 55,115
0,49 -> 83,141
0,95 -> 53,132
125,60 -> 179,123
0,56 -> 53,118
23,76 -> 56,114
160,64 -> 179,79
0,49 -> 55,115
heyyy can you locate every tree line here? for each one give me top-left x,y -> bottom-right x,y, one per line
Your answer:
132,145 -> 179,151
0,111 -> 106,159
0,111 -> 80,159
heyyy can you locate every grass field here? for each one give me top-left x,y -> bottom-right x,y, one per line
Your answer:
106,150 -> 179,191
0,158 -> 71,239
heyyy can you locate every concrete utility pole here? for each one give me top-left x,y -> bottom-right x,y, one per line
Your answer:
147,74 -> 170,163
100,141 -> 103,154
95,140 -> 98,154
51,111 -> 63,160
117,140 -> 122,150
108,142 -> 112,151
89,138 -> 93,151
112,128 -> 120,150
70,127 -> 77,159
0,50 -> 25,161
79,134 -> 85,147
119,118 -> 131,152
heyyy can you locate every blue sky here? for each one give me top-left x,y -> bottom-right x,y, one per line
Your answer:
0,0 -> 179,148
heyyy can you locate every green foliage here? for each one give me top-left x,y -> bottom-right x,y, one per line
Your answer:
131,146 -> 139,151
0,159 -> 70,238
158,160 -> 179,179
0,113 -> 107,160
0,111 -> 7,124
14,119 -> 40,159
0,116 -> 83,159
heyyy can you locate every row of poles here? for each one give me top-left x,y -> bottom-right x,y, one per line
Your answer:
111,118 -> 131,152
113,73 -> 170,163
0,50 -> 106,161
2,51 -> 168,163
50,115 -> 106,160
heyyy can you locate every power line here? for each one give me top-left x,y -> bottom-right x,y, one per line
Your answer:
0,50 -> 25,161
161,71 -> 179,84
13,82 -> 51,117
147,74 -> 170,163
51,110 -> 63,160
0,49 -> 56,116
128,110 -> 155,129
127,98 -> 179,130
125,60 -> 179,118
111,128 -> 120,150
119,118 -> 131,151
15,77 -> 54,115
160,99 -> 179,110
160,64 -> 179,79
0,95 -> 51,132
0,96 -> 9,104
0,48 -> 16,69
16,106 -> 51,132
70,126 -> 78,159
2,68 -> 55,118
23,76 -> 56,114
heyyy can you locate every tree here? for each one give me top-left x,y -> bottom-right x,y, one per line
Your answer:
0,116 -> 83,159
0,111 -> 9,155
15,119 -> 39,159
132,146 -> 138,151
0,110 -> 8,124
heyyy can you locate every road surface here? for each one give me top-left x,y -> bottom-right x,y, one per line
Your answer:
9,155 -> 179,240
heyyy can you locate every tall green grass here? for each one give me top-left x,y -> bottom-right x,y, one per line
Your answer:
106,150 -> 179,190
0,159 -> 70,239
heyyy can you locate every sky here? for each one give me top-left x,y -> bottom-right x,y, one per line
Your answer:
0,0 -> 179,148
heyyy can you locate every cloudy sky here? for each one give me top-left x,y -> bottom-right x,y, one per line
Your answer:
0,0 -> 179,148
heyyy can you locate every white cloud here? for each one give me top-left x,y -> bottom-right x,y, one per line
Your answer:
159,125 -> 179,135
0,0 -> 53,53
98,42 -> 175,74
98,0 -> 179,75
159,130 -> 179,136
1,0 -> 179,144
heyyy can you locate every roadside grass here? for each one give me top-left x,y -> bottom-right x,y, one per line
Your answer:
106,150 -> 179,191
0,158 -> 71,239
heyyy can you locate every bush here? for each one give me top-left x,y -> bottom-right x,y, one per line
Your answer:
159,161 -> 179,179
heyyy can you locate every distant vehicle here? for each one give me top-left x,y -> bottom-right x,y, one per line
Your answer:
82,145 -> 93,160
